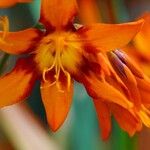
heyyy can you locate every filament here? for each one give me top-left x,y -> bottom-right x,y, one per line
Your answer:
0,16 -> 9,41
42,37 -> 71,91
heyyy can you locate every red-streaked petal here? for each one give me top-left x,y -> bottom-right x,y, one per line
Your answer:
0,28 -> 42,54
40,79 -> 73,131
0,58 -> 37,107
77,19 -> 144,53
93,99 -> 111,140
111,103 -> 142,136
0,0 -> 32,8
40,0 -> 77,30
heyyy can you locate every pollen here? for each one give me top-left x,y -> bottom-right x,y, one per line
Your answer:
34,31 -> 82,89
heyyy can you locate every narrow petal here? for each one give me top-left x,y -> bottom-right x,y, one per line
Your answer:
111,103 -> 142,136
0,58 -> 37,107
138,108 -> 150,128
0,0 -> 32,8
114,49 -> 144,78
0,28 -> 42,54
40,79 -> 73,131
108,51 -> 142,108
136,77 -> 150,107
40,0 -> 77,30
84,74 -> 133,109
93,99 -> 111,140
140,90 -> 150,108
77,19 -> 144,53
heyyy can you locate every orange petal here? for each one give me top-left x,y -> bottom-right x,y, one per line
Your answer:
0,28 -> 42,54
136,77 -> 150,107
136,77 -> 150,92
111,103 -> 142,136
0,58 -> 37,107
138,106 -> 150,128
40,79 -> 73,131
40,0 -> 77,30
0,0 -> 32,8
84,74 -> 133,110
134,13 -> 150,59
77,19 -> 144,53
93,99 -> 111,140
140,89 -> 150,108
78,0 -> 101,24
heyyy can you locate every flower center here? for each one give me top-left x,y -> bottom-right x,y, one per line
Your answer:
34,31 -> 82,89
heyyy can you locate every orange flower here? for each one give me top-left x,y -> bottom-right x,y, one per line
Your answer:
77,0 -> 150,140
0,0 -> 144,137
0,0 -> 32,8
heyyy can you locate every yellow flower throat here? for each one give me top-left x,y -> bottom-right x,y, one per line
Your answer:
34,32 -> 82,89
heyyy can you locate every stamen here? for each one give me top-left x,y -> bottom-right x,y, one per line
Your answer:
42,36 -> 71,92
0,16 -> 9,41
42,68 -> 48,82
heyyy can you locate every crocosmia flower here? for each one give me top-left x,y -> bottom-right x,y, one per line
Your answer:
0,0 -> 145,139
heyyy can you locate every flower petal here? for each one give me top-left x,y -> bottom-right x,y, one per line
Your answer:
111,103 -> 142,136
0,28 -> 42,54
40,79 -> 73,131
136,77 -> 150,107
40,0 -> 77,30
84,74 -> 133,110
0,58 -> 37,107
134,13 -> 150,60
93,99 -> 111,140
78,0 -> 101,24
0,0 -> 32,8
77,19 -> 144,53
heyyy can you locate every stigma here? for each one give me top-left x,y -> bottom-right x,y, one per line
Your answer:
34,31 -> 82,90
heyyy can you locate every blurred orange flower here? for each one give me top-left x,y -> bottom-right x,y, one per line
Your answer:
0,0 -> 145,139
124,13 -> 150,75
0,0 -> 32,8
134,12 -> 150,61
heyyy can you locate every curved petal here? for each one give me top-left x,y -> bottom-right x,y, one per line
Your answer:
0,0 -> 32,8
84,74 -> 133,110
40,79 -> 73,131
0,57 -> 37,107
111,103 -> 142,136
0,28 -> 42,54
93,99 -> 111,140
40,0 -> 77,30
77,19 -> 144,53
134,13 -> 150,59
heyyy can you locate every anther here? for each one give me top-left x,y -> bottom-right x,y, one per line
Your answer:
0,16 -> 9,40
